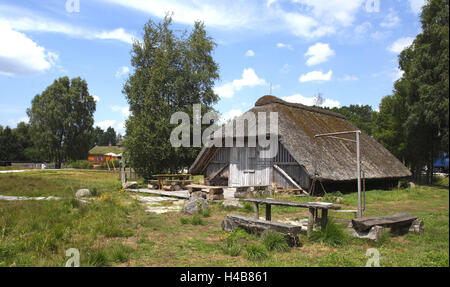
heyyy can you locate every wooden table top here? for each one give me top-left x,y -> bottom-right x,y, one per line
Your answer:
244,198 -> 340,210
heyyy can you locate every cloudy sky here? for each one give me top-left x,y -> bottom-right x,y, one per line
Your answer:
0,0 -> 425,133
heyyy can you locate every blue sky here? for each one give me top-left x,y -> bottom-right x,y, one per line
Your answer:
0,0 -> 426,134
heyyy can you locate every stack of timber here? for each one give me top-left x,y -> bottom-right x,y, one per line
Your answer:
234,185 -> 271,199
186,184 -> 224,201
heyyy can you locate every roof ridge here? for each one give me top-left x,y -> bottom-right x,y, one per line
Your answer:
255,95 -> 345,119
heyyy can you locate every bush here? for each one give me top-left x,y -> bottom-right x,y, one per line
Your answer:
222,240 -> 241,257
87,249 -> 109,266
108,243 -> 132,263
200,208 -> 211,217
262,231 -> 290,252
67,160 -> 93,169
309,220 -> 348,247
244,244 -> 268,261
180,218 -> 189,225
191,214 -> 204,225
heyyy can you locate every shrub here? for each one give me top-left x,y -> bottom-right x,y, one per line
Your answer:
180,218 -> 189,225
191,214 -> 204,225
87,249 -> 109,266
200,208 -> 211,217
309,220 -> 348,247
222,240 -> 241,257
244,244 -> 268,261
108,243 -> 132,263
262,231 -> 290,252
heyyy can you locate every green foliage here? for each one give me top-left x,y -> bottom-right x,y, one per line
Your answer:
107,243 -> 133,263
191,214 -> 204,225
331,105 -> 377,136
124,15 -> 219,179
241,202 -> 254,213
94,126 -> 119,146
244,244 -> 268,261
221,240 -> 242,257
262,231 -> 290,252
309,220 -> 348,247
68,160 -> 94,169
376,0 -> 449,183
27,77 -> 96,168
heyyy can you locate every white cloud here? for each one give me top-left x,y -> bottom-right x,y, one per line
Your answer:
299,70 -> 333,82
96,120 -> 116,130
282,93 -> 340,108
380,10 -> 400,28
276,43 -> 293,50
115,66 -> 130,78
220,109 -> 243,123
214,68 -> 267,98
392,68 -> 404,81
0,22 -> 56,76
388,37 -> 414,53
93,95 -> 100,102
110,105 -> 130,117
245,50 -> 255,57
409,0 -> 426,14
305,43 -> 335,66
0,6 -> 135,44
341,75 -> 359,81
103,0 -> 364,40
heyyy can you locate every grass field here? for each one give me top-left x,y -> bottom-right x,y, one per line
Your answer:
0,169 -> 448,267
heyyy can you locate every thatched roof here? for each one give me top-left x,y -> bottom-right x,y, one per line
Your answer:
190,95 -> 411,182
89,145 -> 124,155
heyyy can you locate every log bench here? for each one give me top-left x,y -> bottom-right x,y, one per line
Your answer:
351,213 -> 423,240
186,184 -> 225,200
221,214 -> 302,246
244,198 -> 340,236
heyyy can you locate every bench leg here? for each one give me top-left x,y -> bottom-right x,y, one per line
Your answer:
253,203 -> 259,219
265,204 -> 271,221
321,209 -> 328,229
307,208 -> 315,237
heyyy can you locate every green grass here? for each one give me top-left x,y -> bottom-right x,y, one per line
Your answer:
0,170 -> 448,266
262,231 -> 290,252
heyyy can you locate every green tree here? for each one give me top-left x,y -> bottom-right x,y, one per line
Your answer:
0,126 -> 20,162
377,0 -> 449,183
124,15 -> 219,179
331,105 -> 377,135
27,77 -> 96,168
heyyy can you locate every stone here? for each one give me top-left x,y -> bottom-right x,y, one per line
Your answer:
222,198 -> 244,209
408,219 -> 424,233
409,182 -> 416,189
183,197 -> 208,215
234,191 -> 248,199
75,189 -> 91,198
122,181 -> 138,189
351,225 -> 384,242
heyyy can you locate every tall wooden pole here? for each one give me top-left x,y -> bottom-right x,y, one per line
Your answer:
356,131 -> 362,219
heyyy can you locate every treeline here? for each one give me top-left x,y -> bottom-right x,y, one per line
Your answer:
331,0 -> 449,184
0,121 -> 122,163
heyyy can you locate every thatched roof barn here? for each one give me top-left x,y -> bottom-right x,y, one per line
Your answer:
189,95 -> 411,194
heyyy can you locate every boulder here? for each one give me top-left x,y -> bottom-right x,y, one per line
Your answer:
409,182 -> 416,189
222,198 -> 244,209
122,181 -> 138,189
351,225 -> 384,242
75,189 -> 91,198
183,197 -> 208,215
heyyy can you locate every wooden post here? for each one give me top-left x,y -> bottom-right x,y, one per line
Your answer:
321,209 -> 328,229
307,208 -> 315,237
253,203 -> 259,219
265,204 -> 272,221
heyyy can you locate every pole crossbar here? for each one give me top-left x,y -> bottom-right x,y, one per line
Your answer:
314,130 -> 363,219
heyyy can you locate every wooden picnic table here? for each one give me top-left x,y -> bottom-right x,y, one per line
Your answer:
244,198 -> 340,236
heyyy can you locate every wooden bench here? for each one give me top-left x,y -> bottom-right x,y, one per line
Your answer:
222,214 -> 302,246
352,213 -> 423,235
244,198 -> 340,236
